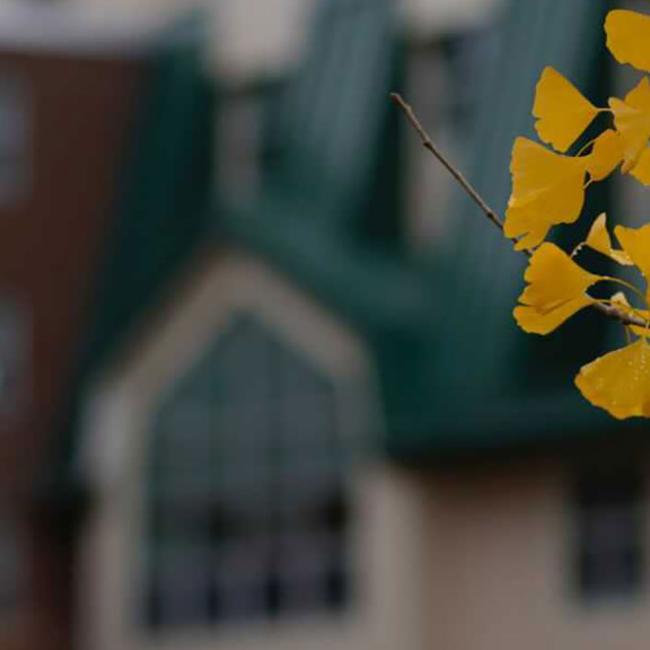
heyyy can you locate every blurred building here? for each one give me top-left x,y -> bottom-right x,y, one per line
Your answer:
0,1 -> 649,650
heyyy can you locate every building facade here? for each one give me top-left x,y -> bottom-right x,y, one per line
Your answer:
1,1 -> 649,650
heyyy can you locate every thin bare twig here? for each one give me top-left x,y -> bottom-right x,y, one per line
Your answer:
390,93 -> 504,233
390,92 -> 647,329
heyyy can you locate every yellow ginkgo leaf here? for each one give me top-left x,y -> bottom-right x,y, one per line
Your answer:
631,324 -> 650,338
519,243 -> 602,308
503,204 -> 556,252
610,291 -> 632,311
586,130 -> 623,181
631,148 -> 650,185
614,223 -> 650,285
585,213 -> 633,265
515,296 -> 594,336
605,10 -> 650,73
609,77 -> 650,172
609,291 -> 650,337
533,67 -> 599,153
504,138 -> 588,250
575,339 -> 650,419
514,242 -> 603,335
609,290 -> 648,319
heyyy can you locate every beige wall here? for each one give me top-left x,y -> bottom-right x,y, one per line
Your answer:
423,459 -> 650,650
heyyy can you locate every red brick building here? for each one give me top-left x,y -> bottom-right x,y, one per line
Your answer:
0,13 -> 163,650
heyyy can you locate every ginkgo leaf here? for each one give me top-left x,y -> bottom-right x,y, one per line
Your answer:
605,10 -> 650,73
609,292 -> 650,338
631,324 -> 650,338
515,296 -> 594,336
503,204 -> 555,252
609,77 -> 650,172
519,242 -> 602,307
514,242 -> 603,334
630,148 -> 650,185
585,213 -> 632,265
575,339 -> 650,419
586,130 -> 623,181
504,138 -> 588,250
614,223 -> 650,285
610,291 -> 631,310
533,67 -> 599,153
609,291 -> 650,338
505,7 -> 650,421
610,291 -> 649,320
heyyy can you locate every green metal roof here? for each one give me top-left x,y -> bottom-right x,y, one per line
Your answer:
78,14 -> 215,374
219,0 -> 646,457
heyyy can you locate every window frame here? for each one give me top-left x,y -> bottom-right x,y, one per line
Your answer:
570,464 -> 646,607
76,253 -> 399,650
142,314 -> 354,629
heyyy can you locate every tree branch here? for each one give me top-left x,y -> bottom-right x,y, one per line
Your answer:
390,92 -> 646,329
390,93 -> 505,233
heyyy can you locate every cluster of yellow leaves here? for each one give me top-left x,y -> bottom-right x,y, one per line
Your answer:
505,9 -> 650,419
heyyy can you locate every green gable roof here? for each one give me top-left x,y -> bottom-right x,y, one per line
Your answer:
220,0 -> 648,458
79,14 -> 214,374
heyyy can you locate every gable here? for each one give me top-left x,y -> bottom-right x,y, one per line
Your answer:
79,250 -> 379,492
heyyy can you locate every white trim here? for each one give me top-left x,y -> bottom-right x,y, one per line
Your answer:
0,4 -> 172,58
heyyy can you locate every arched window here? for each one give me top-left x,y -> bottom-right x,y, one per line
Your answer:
143,315 -> 350,628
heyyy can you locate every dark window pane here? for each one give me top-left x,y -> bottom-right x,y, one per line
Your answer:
574,468 -> 644,601
142,315 -> 351,629
151,545 -> 213,627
